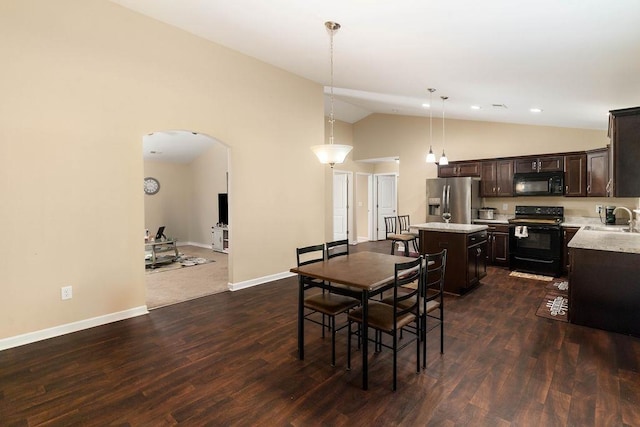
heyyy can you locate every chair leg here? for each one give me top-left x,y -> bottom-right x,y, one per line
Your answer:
416,318 -> 421,373
390,240 -> 396,255
331,315 -> 336,367
422,316 -> 427,369
404,241 -> 410,257
347,320 -> 352,371
392,331 -> 397,391
440,309 -> 444,354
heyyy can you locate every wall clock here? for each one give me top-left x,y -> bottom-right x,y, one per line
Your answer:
144,177 -> 160,195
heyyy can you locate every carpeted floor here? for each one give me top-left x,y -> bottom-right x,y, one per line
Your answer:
145,245 -> 228,309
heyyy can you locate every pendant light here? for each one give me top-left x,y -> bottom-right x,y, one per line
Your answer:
310,21 -> 353,168
439,96 -> 449,166
425,88 -> 436,163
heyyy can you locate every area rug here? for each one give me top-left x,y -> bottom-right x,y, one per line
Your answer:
509,271 -> 554,281
546,280 -> 569,295
536,293 -> 568,322
146,255 -> 215,274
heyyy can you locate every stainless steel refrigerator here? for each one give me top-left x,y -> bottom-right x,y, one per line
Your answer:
426,177 -> 480,224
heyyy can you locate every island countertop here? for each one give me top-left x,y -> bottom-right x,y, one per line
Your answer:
411,222 -> 489,234
568,227 -> 640,254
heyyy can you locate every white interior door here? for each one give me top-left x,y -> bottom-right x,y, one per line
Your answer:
376,174 -> 397,240
333,172 -> 348,241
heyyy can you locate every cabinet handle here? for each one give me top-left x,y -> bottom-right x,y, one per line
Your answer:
532,161 -> 536,170
497,187 -> 500,192
476,247 -> 482,255
565,185 -> 568,193
492,187 -> 496,192
587,185 -> 591,193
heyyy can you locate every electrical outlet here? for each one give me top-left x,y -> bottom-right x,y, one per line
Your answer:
502,203 -> 508,211
61,286 -> 72,300
596,204 -> 603,214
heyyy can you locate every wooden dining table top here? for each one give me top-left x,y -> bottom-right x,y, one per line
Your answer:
290,251 -> 413,290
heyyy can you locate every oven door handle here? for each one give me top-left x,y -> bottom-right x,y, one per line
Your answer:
513,256 -> 555,264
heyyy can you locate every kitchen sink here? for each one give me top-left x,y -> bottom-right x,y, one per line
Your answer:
582,225 -> 630,232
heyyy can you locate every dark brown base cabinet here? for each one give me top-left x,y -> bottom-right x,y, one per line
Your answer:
487,225 -> 510,266
562,227 -> 579,274
420,229 -> 487,295
569,247 -> 640,337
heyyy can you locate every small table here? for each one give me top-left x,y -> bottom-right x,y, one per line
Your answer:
145,240 -> 178,268
290,251 -> 412,390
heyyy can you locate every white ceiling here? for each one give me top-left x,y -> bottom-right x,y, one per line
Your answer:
113,0 -> 640,132
143,130 -> 218,163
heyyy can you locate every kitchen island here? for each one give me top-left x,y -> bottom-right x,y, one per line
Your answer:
568,227 -> 640,337
412,223 -> 489,295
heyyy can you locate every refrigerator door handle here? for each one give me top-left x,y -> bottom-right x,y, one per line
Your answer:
442,185 -> 447,212
445,185 -> 450,213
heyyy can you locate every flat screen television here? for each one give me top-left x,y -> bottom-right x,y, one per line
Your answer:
218,193 -> 228,225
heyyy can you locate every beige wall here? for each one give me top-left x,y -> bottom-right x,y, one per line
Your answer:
189,142 -> 229,245
144,161 -> 191,241
0,0 -> 325,341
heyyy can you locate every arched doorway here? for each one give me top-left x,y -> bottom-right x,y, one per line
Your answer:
142,130 -> 230,309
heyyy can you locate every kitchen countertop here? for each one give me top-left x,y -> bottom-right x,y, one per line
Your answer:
411,222 -> 488,234
473,219 -> 510,225
568,226 -> 640,254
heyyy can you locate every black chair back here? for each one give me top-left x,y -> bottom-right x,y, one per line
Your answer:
398,215 -> 411,233
326,239 -> 349,259
384,216 -> 397,237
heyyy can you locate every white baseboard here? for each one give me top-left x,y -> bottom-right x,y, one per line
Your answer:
0,306 -> 149,351
229,271 -> 296,291
177,241 -> 211,249
357,237 -> 369,243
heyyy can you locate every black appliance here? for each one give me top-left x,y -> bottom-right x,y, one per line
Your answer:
513,171 -> 564,196
218,193 -> 228,225
509,206 -> 564,277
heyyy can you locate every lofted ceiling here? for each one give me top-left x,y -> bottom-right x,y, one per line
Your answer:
113,0 -> 640,133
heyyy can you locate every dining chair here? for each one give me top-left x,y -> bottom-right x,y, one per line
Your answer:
398,214 -> 420,253
326,239 -> 349,259
422,249 -> 447,366
297,244 -> 360,367
347,256 -> 423,390
384,216 -> 416,257
380,249 -> 447,368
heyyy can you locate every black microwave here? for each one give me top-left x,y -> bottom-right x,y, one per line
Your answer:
513,171 -> 564,196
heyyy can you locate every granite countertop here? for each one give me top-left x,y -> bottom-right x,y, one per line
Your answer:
568,226 -> 640,254
411,222 -> 489,234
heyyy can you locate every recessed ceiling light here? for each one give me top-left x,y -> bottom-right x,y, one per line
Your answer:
470,105 -> 481,110
530,108 -> 543,113
422,103 -> 430,108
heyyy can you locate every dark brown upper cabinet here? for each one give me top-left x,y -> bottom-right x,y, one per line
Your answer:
609,107 -> 640,197
481,160 -> 514,197
438,161 -> 481,178
586,147 -> 609,197
514,155 -> 564,173
564,154 -> 587,197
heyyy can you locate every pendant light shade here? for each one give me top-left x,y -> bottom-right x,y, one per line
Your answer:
426,88 -> 437,163
439,95 -> 449,165
311,21 -> 353,168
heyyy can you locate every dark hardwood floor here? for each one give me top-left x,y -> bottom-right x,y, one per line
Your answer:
2,240 -> 639,425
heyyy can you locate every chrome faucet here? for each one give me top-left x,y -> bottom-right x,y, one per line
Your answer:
612,206 -> 636,232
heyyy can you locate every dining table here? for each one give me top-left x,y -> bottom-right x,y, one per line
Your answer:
290,250 -> 413,390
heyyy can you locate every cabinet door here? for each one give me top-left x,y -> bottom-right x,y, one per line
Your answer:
467,243 -> 487,285
457,162 -> 481,177
493,232 -> 509,265
564,154 -> 587,197
495,160 -> 514,196
538,155 -> 564,172
587,148 -> 609,197
514,157 -> 539,173
438,164 -> 457,178
563,227 -> 579,274
480,162 -> 497,197
611,108 -> 640,197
